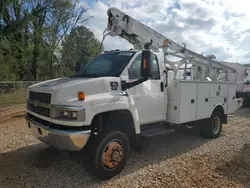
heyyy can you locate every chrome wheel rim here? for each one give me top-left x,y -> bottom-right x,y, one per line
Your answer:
212,116 -> 220,134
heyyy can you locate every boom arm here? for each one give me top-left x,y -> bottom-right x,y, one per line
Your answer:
107,7 -> 236,81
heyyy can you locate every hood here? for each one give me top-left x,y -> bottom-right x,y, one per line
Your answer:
29,77 -> 122,104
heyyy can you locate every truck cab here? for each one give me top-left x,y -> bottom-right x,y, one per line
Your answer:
25,49 -> 167,178
26,50 -> 167,134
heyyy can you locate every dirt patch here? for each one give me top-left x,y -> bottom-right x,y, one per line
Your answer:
0,104 -> 26,123
216,144 -> 250,187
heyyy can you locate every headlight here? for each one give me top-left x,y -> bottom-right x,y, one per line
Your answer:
49,105 -> 85,121
62,111 -> 78,120
72,111 -> 77,118
51,110 -> 78,120
63,111 -> 68,116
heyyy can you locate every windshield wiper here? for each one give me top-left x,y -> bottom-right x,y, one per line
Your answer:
71,73 -> 100,78
83,73 -> 100,77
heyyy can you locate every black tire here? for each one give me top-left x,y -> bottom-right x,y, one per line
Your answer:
201,110 -> 223,138
89,130 -> 130,180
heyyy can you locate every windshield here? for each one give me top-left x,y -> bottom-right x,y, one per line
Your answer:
74,51 -> 136,77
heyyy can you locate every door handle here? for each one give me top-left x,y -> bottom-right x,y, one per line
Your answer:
160,82 -> 164,92
164,70 -> 168,87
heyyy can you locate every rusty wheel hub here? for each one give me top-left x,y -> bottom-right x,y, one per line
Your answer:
103,141 -> 124,169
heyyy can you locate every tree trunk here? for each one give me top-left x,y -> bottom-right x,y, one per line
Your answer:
31,5 -> 46,80
49,51 -> 54,79
75,60 -> 81,73
32,29 -> 39,80
20,19 -> 29,80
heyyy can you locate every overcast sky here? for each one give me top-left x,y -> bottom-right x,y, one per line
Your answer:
84,0 -> 250,64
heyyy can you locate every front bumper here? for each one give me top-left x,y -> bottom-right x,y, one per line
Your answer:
25,115 -> 91,151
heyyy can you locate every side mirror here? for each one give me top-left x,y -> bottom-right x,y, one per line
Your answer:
140,50 -> 152,78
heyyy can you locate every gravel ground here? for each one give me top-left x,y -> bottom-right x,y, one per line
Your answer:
0,108 -> 250,188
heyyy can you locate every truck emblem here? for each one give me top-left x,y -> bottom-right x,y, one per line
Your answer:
29,100 -> 50,108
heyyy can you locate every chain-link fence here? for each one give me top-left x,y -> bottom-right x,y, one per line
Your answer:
0,81 -> 40,107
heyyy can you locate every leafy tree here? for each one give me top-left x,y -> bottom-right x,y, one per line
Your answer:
0,0 -> 49,80
61,26 -> 103,76
43,0 -> 89,78
0,37 -> 18,80
0,0 -> 93,81
0,0 -> 29,80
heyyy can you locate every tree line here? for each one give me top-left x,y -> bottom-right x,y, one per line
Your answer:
0,0 -> 103,81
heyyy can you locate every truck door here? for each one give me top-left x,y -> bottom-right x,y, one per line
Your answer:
128,53 -> 166,125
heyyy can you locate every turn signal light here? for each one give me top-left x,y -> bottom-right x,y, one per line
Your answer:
163,39 -> 169,45
78,92 -> 86,101
143,59 -> 147,68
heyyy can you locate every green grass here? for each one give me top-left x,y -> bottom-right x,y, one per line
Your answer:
0,88 -> 27,107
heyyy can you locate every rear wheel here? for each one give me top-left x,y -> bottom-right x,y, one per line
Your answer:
89,130 -> 130,180
201,111 -> 223,138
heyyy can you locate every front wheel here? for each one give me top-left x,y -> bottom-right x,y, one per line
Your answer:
201,111 -> 223,138
89,130 -> 130,180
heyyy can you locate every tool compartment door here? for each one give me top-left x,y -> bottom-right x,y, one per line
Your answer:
227,83 -> 238,113
179,81 -> 197,123
197,83 -> 211,119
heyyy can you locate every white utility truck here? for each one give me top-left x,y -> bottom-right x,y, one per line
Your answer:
25,7 -> 242,179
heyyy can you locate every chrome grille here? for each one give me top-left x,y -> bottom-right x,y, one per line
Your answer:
29,91 -> 51,104
28,91 -> 51,117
